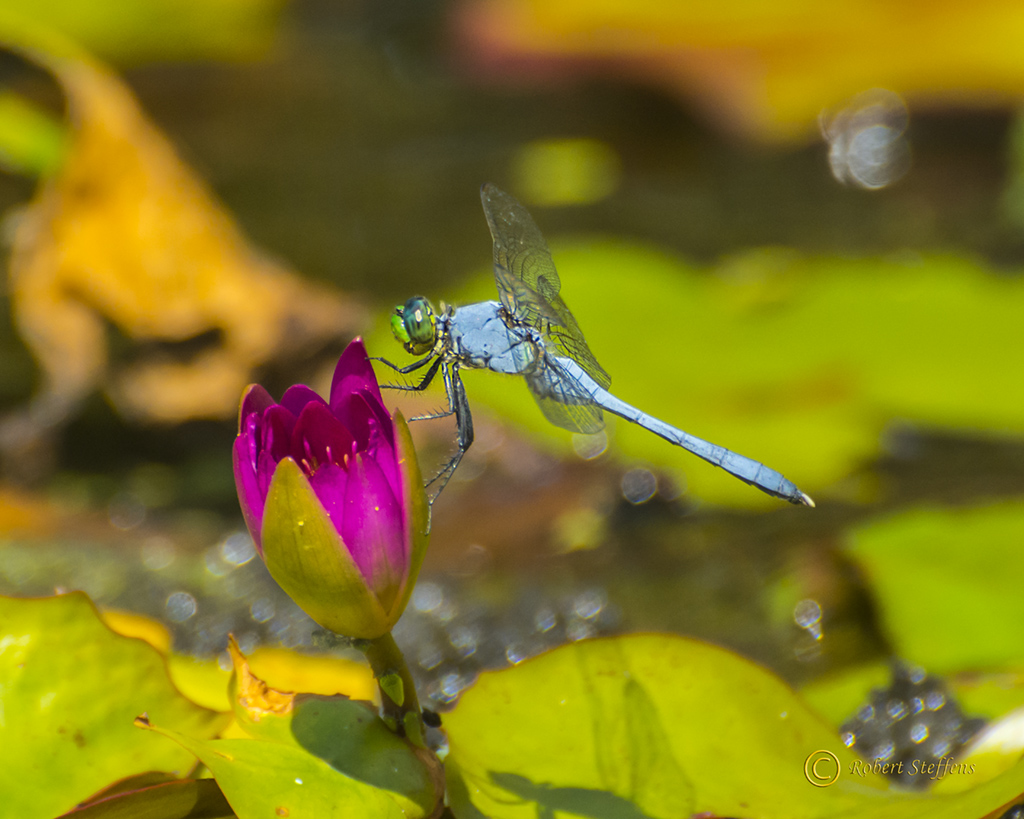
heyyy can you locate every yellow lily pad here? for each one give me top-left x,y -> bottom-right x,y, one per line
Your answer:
0,593 -> 228,819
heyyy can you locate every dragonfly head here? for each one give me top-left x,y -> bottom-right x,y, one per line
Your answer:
391,296 -> 438,355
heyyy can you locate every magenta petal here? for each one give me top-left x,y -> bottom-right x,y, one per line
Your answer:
330,338 -> 384,412
239,384 -> 275,431
336,390 -> 395,451
281,385 -> 327,416
341,452 -> 405,608
292,401 -> 356,470
306,461 -> 349,538
335,392 -> 399,495
261,406 -> 297,462
233,435 -> 265,553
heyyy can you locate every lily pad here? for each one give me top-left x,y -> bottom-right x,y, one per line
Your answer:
800,661 -> 896,728
0,593 -> 228,819
843,500 -> 1024,672
443,633 -> 1024,818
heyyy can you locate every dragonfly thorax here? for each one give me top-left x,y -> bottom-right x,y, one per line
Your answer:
449,300 -> 541,375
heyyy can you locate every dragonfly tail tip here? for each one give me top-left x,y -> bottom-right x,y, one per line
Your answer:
797,491 -> 815,508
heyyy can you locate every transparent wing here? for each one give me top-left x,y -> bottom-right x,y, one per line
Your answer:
525,360 -> 605,434
481,183 -> 611,390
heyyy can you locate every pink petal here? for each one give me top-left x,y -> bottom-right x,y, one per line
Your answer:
330,338 -> 384,412
262,405 -> 297,452
341,452 -> 405,609
306,462 -> 350,539
239,384 -> 275,431
281,384 -> 327,416
232,434 -> 265,553
334,392 -> 400,496
292,401 -> 355,472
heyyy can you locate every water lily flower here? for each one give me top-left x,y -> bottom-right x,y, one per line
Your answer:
233,338 -> 429,639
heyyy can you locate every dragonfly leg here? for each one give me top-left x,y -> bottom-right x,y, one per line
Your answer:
373,355 -> 443,393
373,354 -> 439,392
409,407 -> 454,423
425,364 -> 474,502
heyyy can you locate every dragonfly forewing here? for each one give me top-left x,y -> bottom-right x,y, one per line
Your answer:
481,183 -> 611,389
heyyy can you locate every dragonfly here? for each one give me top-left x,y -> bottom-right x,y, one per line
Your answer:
380,183 -> 813,507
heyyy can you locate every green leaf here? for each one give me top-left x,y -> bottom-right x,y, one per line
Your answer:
58,777 -> 235,818
844,500 -> 1024,672
142,693 -> 441,819
261,457 -> 391,639
0,593 -> 228,819
443,634 -> 1024,818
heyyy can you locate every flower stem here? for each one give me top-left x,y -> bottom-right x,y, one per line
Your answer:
358,632 -> 424,744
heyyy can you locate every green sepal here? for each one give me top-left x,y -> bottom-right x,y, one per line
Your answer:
388,409 -> 431,617
379,671 -> 405,707
261,457 -> 390,639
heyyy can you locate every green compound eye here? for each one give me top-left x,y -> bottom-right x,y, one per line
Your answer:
390,308 -> 410,345
392,296 -> 436,355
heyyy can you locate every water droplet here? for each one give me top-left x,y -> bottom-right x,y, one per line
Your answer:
872,740 -> 895,762
571,431 -> 608,460
620,468 -> 657,504
448,625 -> 480,658
250,598 -> 276,624
166,591 -> 197,622
572,588 -> 606,620
794,598 -> 823,640
886,699 -> 908,720
141,537 -> 175,570
204,545 -> 232,577
820,88 -> 910,190
220,533 -> 256,566
505,643 -> 529,665
109,492 -> 146,531
566,619 -> 595,641
411,582 -> 443,613
417,642 -> 444,671
533,607 -> 557,634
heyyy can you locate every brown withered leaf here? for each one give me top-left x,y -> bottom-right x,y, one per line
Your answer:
4,45 -> 366,448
